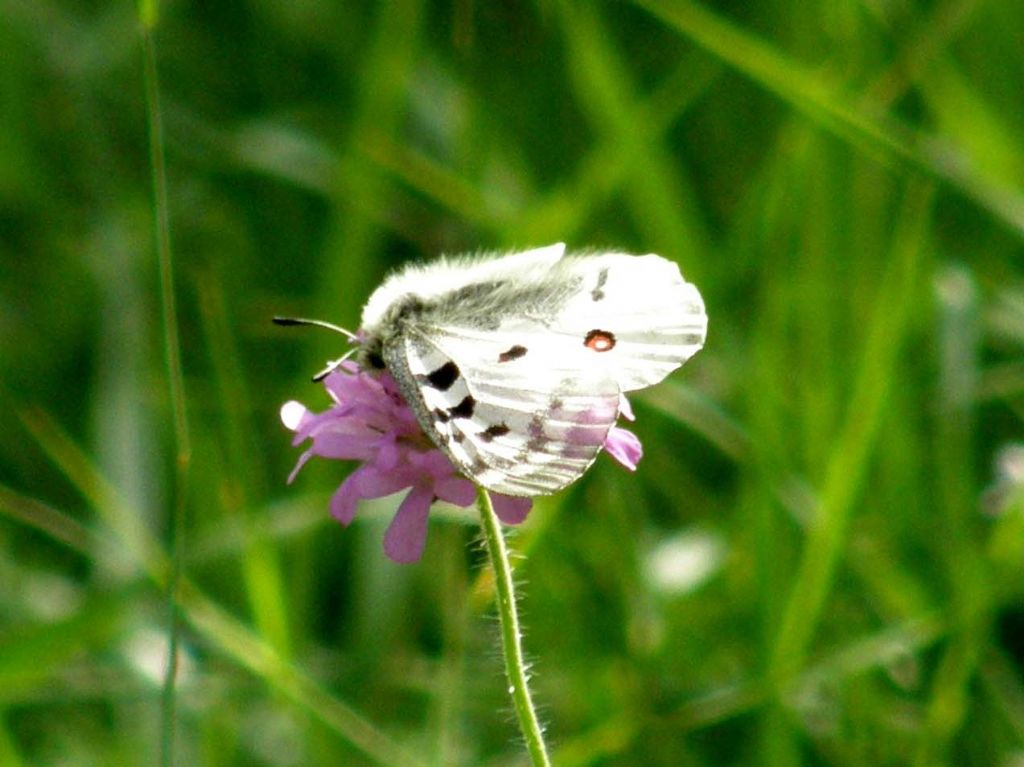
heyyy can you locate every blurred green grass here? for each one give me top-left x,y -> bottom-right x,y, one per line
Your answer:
2,0 -> 1024,765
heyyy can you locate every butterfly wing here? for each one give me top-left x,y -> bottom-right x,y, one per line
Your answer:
360,243 -> 568,330
385,327 -> 622,496
551,253 -> 707,391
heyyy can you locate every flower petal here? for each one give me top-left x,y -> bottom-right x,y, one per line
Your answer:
491,493 -> 532,524
618,394 -> 635,422
604,426 -> 643,471
375,435 -> 401,471
286,449 -> 315,484
329,464 -> 414,525
433,475 -> 477,507
352,464 -> 418,500
329,471 -> 365,525
280,401 -> 310,431
383,485 -> 434,563
303,427 -> 380,460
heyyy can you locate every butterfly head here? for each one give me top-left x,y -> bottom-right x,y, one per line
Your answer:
358,287 -> 439,372
357,338 -> 387,370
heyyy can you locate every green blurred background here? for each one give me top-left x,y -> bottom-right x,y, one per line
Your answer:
2,0 -> 1024,765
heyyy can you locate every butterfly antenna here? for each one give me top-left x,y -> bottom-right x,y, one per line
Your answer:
274,316 -> 362,382
272,316 -> 360,343
311,349 -> 358,382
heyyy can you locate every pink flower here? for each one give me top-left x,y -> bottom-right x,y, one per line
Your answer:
604,394 -> 643,470
281,362 -> 643,563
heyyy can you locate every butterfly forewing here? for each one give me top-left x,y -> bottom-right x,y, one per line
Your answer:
552,254 -> 707,391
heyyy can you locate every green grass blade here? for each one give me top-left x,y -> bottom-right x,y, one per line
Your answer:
139,19 -> 192,766
769,179 -> 935,685
633,0 -> 1024,235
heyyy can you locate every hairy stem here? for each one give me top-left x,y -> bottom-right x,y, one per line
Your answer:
475,486 -> 551,767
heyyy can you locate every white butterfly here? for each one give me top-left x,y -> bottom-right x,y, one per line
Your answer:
281,243 -> 706,497
349,242 -> 707,496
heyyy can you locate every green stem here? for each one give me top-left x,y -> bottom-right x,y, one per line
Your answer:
140,12 -> 191,767
475,486 -> 551,767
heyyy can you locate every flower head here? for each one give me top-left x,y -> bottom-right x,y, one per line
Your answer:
282,362 -> 643,563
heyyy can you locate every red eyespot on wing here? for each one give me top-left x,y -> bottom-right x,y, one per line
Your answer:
583,329 -> 616,352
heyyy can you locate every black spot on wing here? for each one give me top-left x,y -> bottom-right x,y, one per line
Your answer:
433,408 -> 451,423
425,361 -> 460,390
448,395 -> 476,419
498,345 -> 528,363
591,267 -> 609,301
480,423 -> 510,442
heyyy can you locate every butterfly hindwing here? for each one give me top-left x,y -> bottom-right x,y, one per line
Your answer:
389,329 -> 621,496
